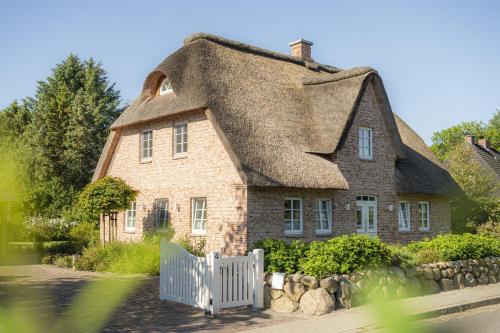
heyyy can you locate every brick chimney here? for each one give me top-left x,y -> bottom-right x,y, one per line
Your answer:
478,138 -> 489,148
464,134 -> 475,144
289,39 -> 313,62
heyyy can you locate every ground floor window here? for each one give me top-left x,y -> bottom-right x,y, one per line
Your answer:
398,201 -> 410,231
155,199 -> 169,230
418,201 -> 430,230
284,198 -> 303,235
315,199 -> 332,234
192,198 -> 207,235
125,201 -> 137,231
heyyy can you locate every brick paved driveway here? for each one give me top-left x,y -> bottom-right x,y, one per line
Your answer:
0,265 -> 300,332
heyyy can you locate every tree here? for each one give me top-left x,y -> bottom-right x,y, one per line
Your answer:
485,109 -> 500,149
76,176 -> 137,244
23,54 -> 122,216
0,99 -> 34,144
431,121 -> 486,161
431,111 -> 500,162
447,143 -> 499,232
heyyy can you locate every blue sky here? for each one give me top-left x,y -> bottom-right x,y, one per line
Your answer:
1,0 -> 499,144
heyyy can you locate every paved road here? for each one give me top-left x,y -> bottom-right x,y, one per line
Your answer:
420,303 -> 500,333
0,265 -> 302,332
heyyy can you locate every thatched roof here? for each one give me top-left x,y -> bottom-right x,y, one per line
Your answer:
394,114 -> 461,196
94,33 -> 459,196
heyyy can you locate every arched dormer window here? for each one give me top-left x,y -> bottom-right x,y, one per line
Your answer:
159,77 -> 173,95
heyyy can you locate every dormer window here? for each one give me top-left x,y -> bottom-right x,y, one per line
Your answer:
159,78 -> 173,95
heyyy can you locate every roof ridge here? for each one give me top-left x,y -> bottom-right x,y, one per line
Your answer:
184,32 -> 341,74
302,67 -> 376,85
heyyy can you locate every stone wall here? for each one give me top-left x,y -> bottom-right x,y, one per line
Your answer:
264,257 -> 500,316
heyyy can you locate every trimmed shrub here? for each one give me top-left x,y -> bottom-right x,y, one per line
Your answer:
387,244 -> 418,269
54,255 -> 74,268
252,239 -> 309,274
477,221 -> 500,238
43,240 -> 82,256
300,235 -> 392,279
407,233 -> 500,261
414,247 -> 441,265
69,222 -> 99,247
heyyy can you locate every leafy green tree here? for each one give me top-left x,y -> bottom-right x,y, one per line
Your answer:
77,176 -> 137,220
447,143 -> 499,232
485,109 -> 500,149
23,54 -> 122,216
431,111 -> 500,162
431,121 -> 486,161
0,99 -> 34,144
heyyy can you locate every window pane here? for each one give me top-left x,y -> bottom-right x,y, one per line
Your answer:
284,200 -> 291,210
368,206 -> 374,229
356,207 -> 362,229
284,220 -> 291,230
292,210 -> 300,221
284,210 -> 291,220
292,219 -> 300,230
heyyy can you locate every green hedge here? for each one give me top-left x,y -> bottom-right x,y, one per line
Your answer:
253,235 -> 392,278
301,235 -> 392,278
406,233 -> 500,262
252,239 -> 309,274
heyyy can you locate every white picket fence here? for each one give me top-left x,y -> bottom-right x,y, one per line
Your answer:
159,240 -> 264,315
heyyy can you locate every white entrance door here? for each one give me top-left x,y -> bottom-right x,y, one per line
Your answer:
356,195 -> 377,236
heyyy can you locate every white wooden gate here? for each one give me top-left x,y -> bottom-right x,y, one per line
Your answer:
160,240 -> 264,315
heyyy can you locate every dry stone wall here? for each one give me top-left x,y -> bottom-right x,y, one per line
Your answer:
263,257 -> 500,316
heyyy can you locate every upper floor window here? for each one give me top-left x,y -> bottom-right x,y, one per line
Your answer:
174,123 -> 188,156
192,198 -> 207,235
125,201 -> 137,231
359,127 -> 373,160
155,199 -> 169,230
141,130 -> 153,161
284,198 -> 303,235
418,201 -> 430,231
315,199 -> 332,235
159,78 -> 173,95
398,201 -> 410,231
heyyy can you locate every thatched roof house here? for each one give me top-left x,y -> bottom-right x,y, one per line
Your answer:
94,33 -> 459,254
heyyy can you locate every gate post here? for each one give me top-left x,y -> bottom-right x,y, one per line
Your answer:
252,249 -> 264,310
208,251 -> 221,316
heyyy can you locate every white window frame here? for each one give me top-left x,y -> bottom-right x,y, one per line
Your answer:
140,129 -> 153,162
359,127 -> 373,160
125,202 -> 137,231
191,198 -> 207,235
155,199 -> 169,230
159,78 -> 173,95
173,123 -> 188,157
418,201 -> 430,231
284,198 -> 303,235
315,199 -> 333,235
398,201 -> 411,231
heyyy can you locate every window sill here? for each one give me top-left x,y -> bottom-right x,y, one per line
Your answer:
284,232 -> 303,237
419,228 -> 431,232
398,229 -> 411,233
124,229 -> 136,234
140,159 -> 153,164
359,157 -> 374,161
173,154 -> 187,160
192,230 -> 207,236
315,231 -> 332,236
